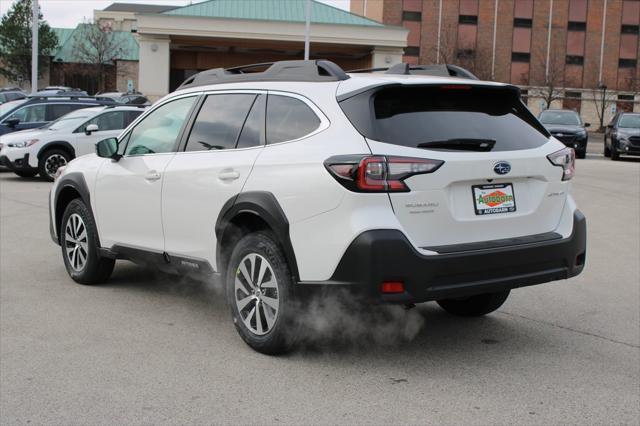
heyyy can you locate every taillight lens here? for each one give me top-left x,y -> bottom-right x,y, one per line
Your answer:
325,155 -> 443,192
547,147 -> 575,181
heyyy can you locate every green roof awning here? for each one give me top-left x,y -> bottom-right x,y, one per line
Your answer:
163,0 -> 383,27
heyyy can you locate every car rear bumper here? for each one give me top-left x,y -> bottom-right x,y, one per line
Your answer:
0,154 -> 37,172
298,211 -> 586,303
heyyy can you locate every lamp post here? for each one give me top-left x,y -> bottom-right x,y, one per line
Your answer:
598,83 -> 607,131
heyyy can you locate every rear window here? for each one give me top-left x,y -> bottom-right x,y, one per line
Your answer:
539,110 -> 581,125
340,85 -> 550,152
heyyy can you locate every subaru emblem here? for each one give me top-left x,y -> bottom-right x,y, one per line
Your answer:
493,161 -> 511,175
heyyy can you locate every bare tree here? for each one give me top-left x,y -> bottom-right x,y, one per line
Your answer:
589,86 -> 618,131
427,23 -> 492,80
531,43 -> 565,110
72,21 -> 125,93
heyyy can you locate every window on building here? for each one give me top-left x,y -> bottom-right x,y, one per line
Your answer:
456,49 -> 475,59
564,91 -> 582,99
619,58 -> 638,68
458,15 -> 478,25
513,18 -> 532,28
567,21 -> 587,31
402,11 -> 421,21
566,55 -> 584,65
511,52 -> 530,63
618,94 -> 635,101
404,46 -> 420,56
520,89 -> 529,101
621,25 -> 640,35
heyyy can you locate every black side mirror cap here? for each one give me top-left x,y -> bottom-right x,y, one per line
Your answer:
584,123 -> 591,128
5,118 -> 19,128
96,137 -> 121,161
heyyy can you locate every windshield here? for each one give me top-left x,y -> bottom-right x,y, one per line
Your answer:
618,114 -> 640,128
539,110 -> 581,125
340,85 -> 549,152
0,99 -> 27,116
46,109 -> 95,130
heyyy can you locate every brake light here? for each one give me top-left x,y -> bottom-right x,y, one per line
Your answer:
325,155 -> 443,193
380,281 -> 405,294
547,147 -> 575,181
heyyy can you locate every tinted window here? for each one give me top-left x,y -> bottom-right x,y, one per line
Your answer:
125,110 -> 143,126
79,111 -> 127,132
266,95 -> 320,144
7,104 -> 46,123
48,104 -> 82,120
185,94 -> 255,152
340,85 -> 549,152
236,94 -> 265,149
618,114 -> 640,128
539,110 -> 581,125
125,96 -> 196,156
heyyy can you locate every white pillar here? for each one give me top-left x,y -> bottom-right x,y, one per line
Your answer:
371,47 -> 404,69
138,35 -> 170,101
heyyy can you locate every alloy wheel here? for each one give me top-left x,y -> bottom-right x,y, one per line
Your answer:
45,154 -> 67,178
234,253 -> 279,336
64,213 -> 88,271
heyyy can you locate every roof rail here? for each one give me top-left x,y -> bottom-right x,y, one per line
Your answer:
177,60 -> 350,90
347,63 -> 480,80
26,95 -> 116,102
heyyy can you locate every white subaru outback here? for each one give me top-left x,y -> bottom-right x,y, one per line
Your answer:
0,105 -> 144,180
49,61 -> 586,354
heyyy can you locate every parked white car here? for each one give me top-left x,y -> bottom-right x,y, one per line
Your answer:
49,60 -> 586,354
0,105 -> 145,180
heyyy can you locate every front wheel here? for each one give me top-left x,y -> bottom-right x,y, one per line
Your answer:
39,149 -> 71,181
604,143 -> 611,157
225,231 -> 295,355
61,199 -> 114,284
611,145 -> 620,161
437,290 -> 510,317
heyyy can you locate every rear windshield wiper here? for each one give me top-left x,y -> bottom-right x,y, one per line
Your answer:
416,138 -> 496,152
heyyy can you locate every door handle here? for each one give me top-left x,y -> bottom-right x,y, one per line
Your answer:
218,170 -> 240,181
145,171 -> 161,181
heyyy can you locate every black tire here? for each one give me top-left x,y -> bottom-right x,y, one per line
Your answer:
576,149 -> 586,159
60,198 -> 114,285
611,145 -> 620,161
604,142 -> 611,157
225,231 -> 295,355
39,149 -> 71,181
437,290 -> 510,317
14,170 -> 38,178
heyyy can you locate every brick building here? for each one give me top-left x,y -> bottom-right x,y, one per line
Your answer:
352,0 -> 640,126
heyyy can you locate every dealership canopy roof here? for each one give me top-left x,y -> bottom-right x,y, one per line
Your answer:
162,0 -> 383,27
52,24 -> 139,63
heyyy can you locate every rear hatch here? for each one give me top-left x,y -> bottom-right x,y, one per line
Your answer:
339,83 -> 569,249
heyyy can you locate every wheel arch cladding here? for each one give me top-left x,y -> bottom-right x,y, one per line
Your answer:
38,141 -> 76,160
215,192 -> 300,281
53,172 -> 97,245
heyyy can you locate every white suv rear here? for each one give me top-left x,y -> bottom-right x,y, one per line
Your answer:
49,61 -> 586,354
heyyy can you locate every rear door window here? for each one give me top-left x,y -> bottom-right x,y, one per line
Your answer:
340,85 -> 550,152
266,95 -> 320,144
185,93 -> 256,151
7,104 -> 46,123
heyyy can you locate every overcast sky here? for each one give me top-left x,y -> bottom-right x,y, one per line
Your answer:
1,0 -> 352,28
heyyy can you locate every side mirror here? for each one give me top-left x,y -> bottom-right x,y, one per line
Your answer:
85,123 -> 99,135
607,124 -> 613,128
96,137 -> 121,161
5,118 -> 20,128
584,122 -> 591,128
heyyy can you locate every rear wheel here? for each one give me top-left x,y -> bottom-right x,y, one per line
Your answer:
61,199 -> 114,284
39,149 -> 70,181
14,170 -> 38,178
225,231 -> 294,355
437,290 -> 510,317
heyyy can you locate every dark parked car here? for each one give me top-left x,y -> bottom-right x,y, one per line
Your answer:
0,88 -> 26,104
538,109 -> 590,159
97,92 -> 151,106
0,96 -> 115,135
604,112 -> 640,160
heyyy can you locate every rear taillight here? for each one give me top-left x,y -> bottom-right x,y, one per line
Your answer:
325,155 -> 443,192
547,147 -> 575,181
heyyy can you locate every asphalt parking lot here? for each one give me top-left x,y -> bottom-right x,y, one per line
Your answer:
1,135 -> 638,425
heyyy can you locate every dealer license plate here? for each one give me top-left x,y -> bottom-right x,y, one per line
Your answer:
472,183 -> 516,215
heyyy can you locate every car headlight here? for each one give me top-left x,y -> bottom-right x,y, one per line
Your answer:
8,139 -> 39,148
577,130 -> 587,137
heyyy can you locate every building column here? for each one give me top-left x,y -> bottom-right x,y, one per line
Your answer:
138,35 -> 170,101
371,47 -> 405,68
